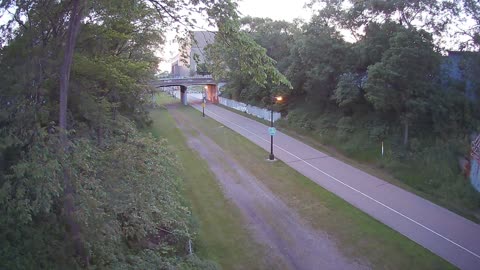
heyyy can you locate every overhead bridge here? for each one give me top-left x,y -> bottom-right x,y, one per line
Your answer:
152,76 -> 219,105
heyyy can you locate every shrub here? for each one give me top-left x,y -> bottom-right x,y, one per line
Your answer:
336,116 -> 354,139
287,110 -> 315,131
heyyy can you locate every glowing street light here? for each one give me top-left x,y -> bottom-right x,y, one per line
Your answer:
269,96 -> 283,161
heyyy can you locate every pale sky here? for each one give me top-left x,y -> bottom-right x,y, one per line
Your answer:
157,0 -> 313,72
238,0 -> 312,22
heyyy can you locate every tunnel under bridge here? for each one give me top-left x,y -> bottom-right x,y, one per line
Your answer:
152,77 -> 219,105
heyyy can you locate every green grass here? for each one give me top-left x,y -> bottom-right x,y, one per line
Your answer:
286,118 -> 480,222
154,93 -> 177,106
148,95 -> 270,270
217,104 -> 419,193
220,104 -> 480,222
171,101 -> 454,269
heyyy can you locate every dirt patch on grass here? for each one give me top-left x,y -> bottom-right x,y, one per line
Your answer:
168,104 -> 366,270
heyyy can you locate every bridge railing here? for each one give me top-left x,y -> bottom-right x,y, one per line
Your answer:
157,75 -> 213,81
153,76 -> 216,87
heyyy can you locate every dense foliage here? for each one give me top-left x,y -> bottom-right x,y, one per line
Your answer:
215,1 -> 480,217
206,16 -> 293,105
0,0 -> 267,268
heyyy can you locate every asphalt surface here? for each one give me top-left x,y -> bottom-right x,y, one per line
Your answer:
188,97 -> 480,270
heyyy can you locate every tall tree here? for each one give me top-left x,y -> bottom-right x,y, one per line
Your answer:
206,16 -> 296,105
364,26 -> 440,146
59,0 -> 85,133
58,0 -> 87,263
459,0 -> 480,49
309,0 -> 479,50
287,15 -> 351,105
206,15 -> 292,105
1,0 -> 293,267
240,17 -> 298,72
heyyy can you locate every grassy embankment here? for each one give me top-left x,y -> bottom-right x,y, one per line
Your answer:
149,94 -> 270,270
279,108 -> 480,222
167,97 -> 453,269
217,103 -> 480,223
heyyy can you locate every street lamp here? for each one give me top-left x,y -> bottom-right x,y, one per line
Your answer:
269,96 -> 283,161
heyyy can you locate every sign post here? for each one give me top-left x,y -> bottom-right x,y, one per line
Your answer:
381,141 -> 384,157
269,110 -> 275,160
268,127 -> 276,136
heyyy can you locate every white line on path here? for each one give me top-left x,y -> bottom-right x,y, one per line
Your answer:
202,106 -> 480,261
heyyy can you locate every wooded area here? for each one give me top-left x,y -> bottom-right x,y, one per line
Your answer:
1,0 -> 480,268
207,0 -> 480,218
0,0 -> 281,268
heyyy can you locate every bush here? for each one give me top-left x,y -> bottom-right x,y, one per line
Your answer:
336,116 -> 354,139
368,124 -> 389,141
0,124 -> 212,268
286,110 -> 315,131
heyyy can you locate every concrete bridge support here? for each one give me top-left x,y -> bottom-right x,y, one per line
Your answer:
205,84 -> 218,104
180,85 -> 188,105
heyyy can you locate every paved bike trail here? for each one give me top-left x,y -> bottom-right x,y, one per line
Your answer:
189,99 -> 480,270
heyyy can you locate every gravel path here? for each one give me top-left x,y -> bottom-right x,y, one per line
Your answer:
168,104 -> 365,270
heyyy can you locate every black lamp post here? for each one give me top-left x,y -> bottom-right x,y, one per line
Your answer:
203,86 -> 207,117
269,108 -> 274,160
269,96 -> 283,161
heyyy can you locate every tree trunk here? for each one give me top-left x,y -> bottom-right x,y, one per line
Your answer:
59,0 -> 87,266
403,119 -> 409,147
59,0 -> 85,132
97,126 -> 103,146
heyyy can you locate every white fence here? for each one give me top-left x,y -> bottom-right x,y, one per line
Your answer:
160,88 -> 281,122
219,97 -> 281,122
